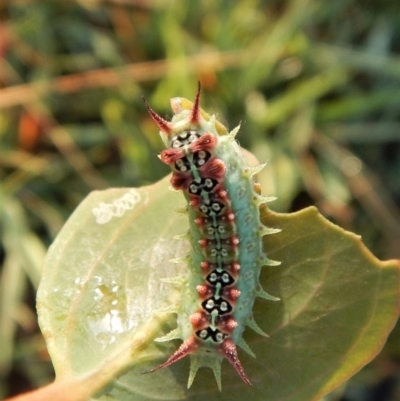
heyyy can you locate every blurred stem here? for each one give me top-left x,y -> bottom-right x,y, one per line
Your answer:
259,66 -> 349,128
0,46 -> 302,109
4,312 -> 172,401
20,190 -> 65,238
312,133 -> 400,257
0,55 -> 110,190
315,42 -> 400,80
0,152 -> 50,195
1,195 -> 44,288
0,254 -> 26,393
239,0 -> 318,88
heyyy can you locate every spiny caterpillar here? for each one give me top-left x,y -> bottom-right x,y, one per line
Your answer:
143,83 -> 280,390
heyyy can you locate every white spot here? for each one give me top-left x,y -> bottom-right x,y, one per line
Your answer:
209,273 -> 217,282
212,203 -> 221,211
206,299 -> 215,309
200,205 -> 208,214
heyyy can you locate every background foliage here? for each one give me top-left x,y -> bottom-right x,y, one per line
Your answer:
0,0 -> 399,399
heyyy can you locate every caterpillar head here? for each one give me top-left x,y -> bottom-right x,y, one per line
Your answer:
143,82 -> 203,148
143,82 -> 230,149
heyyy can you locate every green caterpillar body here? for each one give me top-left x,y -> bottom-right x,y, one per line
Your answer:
143,84 -> 280,390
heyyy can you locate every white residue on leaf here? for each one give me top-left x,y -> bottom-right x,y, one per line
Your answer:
92,189 -> 142,224
88,309 -> 127,335
87,279 -> 137,348
74,277 -> 85,286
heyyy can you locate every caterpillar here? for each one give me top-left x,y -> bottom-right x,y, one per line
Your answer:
143,83 -> 280,390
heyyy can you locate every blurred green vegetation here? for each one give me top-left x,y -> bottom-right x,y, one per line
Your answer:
0,0 -> 399,400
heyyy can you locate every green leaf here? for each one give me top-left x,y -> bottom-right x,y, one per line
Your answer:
37,175 -> 400,401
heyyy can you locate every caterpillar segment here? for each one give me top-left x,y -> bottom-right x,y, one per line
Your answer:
143,83 -> 280,389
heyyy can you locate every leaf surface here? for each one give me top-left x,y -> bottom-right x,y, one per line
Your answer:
37,176 -> 400,401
